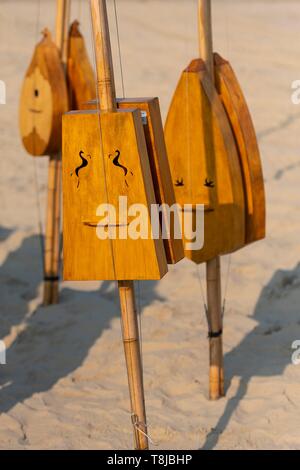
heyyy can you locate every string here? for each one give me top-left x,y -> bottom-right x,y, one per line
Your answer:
77,0 -> 82,21
32,0 -> 45,278
137,280 -> 144,374
222,254 -> 231,318
89,1 -> 152,448
131,414 -> 158,447
195,264 -> 208,321
113,0 -> 125,98
89,4 -> 117,283
112,0 -> 145,391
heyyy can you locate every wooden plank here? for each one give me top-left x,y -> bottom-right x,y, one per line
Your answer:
214,53 -> 266,244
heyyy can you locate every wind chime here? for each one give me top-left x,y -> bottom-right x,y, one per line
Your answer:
62,0 -> 183,450
19,0 -> 95,305
165,0 -> 265,400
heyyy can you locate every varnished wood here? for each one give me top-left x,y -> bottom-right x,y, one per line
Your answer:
214,53 -> 266,244
67,20 -> 96,110
19,28 -> 68,156
165,59 -> 245,263
63,108 -> 168,280
86,97 -> 185,265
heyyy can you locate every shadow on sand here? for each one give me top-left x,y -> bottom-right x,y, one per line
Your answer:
201,262 -> 300,449
0,233 -> 164,414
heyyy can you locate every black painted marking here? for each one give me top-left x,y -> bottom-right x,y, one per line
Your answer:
204,178 -> 215,188
71,151 -> 91,188
175,178 -> 184,187
34,89 -> 39,98
109,150 -> 128,176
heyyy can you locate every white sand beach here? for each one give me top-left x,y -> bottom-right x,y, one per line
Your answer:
0,0 -> 300,449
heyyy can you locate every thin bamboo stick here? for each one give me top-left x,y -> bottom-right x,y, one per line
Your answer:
43,0 -> 70,306
90,0 -> 149,449
199,0 -> 224,399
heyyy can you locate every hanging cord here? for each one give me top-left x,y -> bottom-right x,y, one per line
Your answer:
222,254 -> 231,319
89,5 -> 118,283
195,255 -> 232,333
136,280 -> 144,374
131,413 -> 158,447
113,0 -> 125,98
77,0 -> 82,21
90,0 -> 153,446
120,285 -> 157,447
195,264 -> 208,321
112,0 -> 145,395
33,158 -> 45,274
112,0 -> 152,444
32,0 -> 46,278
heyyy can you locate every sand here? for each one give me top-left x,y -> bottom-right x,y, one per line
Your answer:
0,0 -> 300,450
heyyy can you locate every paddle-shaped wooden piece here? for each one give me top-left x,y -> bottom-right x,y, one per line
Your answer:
67,20 -> 96,110
214,53 -> 266,244
19,28 -> 68,156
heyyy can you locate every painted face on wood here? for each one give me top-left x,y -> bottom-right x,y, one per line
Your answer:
19,29 -> 68,156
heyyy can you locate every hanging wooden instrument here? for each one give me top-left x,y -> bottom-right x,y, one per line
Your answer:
63,0 -> 184,450
214,53 -> 266,244
62,1 -> 183,281
19,28 -> 68,156
67,20 -> 96,110
85,96 -> 184,265
165,58 -> 246,263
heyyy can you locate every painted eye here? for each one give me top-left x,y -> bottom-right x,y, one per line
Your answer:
34,89 -> 39,98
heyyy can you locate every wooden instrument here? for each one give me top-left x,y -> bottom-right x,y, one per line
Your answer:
63,0 -> 182,449
165,35 -> 245,265
165,0 -> 265,400
19,0 -> 99,305
67,20 -> 96,110
84,97 -> 184,265
19,28 -> 68,156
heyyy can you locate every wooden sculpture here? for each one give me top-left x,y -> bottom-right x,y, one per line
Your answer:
165,0 -> 247,400
63,0 -> 183,449
67,20 -> 96,110
19,28 -> 68,156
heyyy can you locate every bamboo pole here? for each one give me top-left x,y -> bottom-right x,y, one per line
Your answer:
90,0 -> 149,450
199,0 -> 224,399
118,281 -> 148,450
43,0 -> 71,305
